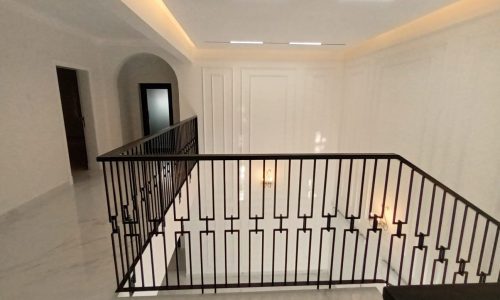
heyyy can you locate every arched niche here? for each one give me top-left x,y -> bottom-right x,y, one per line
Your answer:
117,53 -> 180,143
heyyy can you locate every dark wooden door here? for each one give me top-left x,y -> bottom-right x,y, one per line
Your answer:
56,67 -> 88,170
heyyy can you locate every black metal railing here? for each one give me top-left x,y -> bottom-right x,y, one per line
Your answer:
97,117 -> 198,291
97,116 -> 499,294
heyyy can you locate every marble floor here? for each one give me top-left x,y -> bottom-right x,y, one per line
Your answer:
0,170 -> 382,300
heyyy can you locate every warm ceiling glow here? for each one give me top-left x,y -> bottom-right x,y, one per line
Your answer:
345,0 -> 500,59
128,0 -> 500,61
156,0 -> 195,48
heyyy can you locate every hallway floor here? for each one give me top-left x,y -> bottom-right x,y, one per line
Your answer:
0,171 -> 382,300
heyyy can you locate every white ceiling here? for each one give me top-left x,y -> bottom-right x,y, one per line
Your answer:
8,0 -> 460,54
13,0 -> 146,42
163,0 -> 458,48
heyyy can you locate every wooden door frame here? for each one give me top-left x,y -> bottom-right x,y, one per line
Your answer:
56,66 -> 89,170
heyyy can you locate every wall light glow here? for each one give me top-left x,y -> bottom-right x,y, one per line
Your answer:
263,169 -> 273,188
314,131 -> 327,153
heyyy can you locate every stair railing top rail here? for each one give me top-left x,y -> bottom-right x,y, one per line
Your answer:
98,152 -> 497,227
97,116 -> 198,158
96,116 -> 499,293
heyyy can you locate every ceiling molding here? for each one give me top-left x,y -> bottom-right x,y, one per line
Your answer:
96,37 -> 154,47
10,0 -> 499,63
140,0 -> 500,62
117,0 -> 196,62
343,0 -> 500,60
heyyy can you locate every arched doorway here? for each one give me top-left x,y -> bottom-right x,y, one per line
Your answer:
117,53 -> 180,143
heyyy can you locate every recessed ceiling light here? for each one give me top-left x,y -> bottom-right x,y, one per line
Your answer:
230,40 -> 264,44
289,42 -> 322,46
339,0 -> 394,2
205,41 -> 345,46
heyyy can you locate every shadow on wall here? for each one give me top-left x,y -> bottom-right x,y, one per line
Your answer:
117,53 -> 180,143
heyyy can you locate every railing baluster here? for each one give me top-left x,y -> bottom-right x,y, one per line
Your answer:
109,163 -> 126,282
223,160 -> 228,287
96,119 -> 500,293
116,162 -> 132,286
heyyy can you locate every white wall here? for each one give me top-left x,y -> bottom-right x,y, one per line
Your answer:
199,62 -> 343,155
339,11 -> 500,220
0,2 -> 107,215
0,1 -> 190,215
1,0 -> 499,265
185,12 -> 500,285
117,53 -> 181,143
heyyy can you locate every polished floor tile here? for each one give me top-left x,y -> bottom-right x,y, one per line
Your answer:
0,171 -> 382,300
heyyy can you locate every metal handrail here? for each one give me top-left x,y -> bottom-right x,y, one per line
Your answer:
98,116 -> 198,158
97,116 -> 500,293
99,151 -> 498,227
